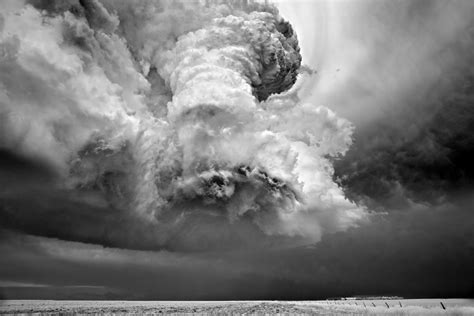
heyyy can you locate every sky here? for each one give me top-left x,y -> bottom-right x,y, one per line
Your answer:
0,0 -> 473,300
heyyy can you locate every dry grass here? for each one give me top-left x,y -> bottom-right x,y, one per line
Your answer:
1,299 -> 473,315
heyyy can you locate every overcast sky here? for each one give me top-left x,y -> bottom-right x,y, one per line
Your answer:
0,0 -> 473,300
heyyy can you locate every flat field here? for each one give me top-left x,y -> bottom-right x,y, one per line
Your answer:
1,299 -> 473,315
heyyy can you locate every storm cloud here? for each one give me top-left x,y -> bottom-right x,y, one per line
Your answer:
0,0 -> 369,253
1,0 -> 473,300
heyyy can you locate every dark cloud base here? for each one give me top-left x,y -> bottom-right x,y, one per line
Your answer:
0,149 -> 308,253
1,197 -> 473,300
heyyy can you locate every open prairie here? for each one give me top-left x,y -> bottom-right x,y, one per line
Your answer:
1,299 -> 473,315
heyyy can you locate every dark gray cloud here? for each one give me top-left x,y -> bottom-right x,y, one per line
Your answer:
1,197 -> 473,299
329,0 -> 474,209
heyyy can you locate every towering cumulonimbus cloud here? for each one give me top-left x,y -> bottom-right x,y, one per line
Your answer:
0,0 -> 366,249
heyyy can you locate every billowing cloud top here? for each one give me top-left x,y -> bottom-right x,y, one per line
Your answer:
0,0 -> 366,251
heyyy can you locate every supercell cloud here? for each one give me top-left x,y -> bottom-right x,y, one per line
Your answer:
0,0 -> 365,251
1,0 -> 474,300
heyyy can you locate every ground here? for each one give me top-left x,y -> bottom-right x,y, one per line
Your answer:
1,299 -> 473,315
